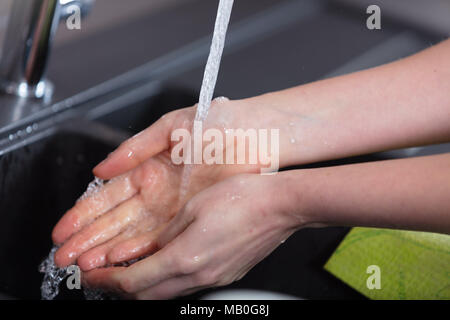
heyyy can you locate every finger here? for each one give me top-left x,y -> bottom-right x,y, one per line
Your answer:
119,217 -> 200,293
52,174 -> 137,245
134,276 -> 194,300
107,223 -> 168,264
157,206 -> 195,249
86,239 -> 188,294
83,213 -> 197,294
82,267 -> 126,294
93,116 -> 171,180
55,195 -> 150,267
77,219 -> 165,271
82,251 -> 176,295
77,231 -> 133,271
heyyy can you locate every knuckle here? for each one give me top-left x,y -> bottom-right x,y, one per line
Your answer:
179,201 -> 197,222
120,141 -> 134,154
117,277 -> 135,294
194,271 -> 218,287
173,255 -> 199,275
186,194 -> 200,210
217,276 -> 234,287
183,201 -> 196,216
155,236 -> 166,251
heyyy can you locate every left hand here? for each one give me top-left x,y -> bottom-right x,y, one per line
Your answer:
82,173 -> 308,299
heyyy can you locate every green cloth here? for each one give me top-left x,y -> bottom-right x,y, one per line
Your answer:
324,227 -> 450,300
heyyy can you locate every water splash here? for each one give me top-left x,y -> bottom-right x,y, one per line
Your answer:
39,246 -> 109,300
78,177 -> 104,202
84,288 -> 108,300
40,177 -> 107,300
39,246 -> 68,300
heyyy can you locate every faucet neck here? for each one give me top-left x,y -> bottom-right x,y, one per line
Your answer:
0,0 -> 60,101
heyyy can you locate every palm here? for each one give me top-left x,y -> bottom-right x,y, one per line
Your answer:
52,101 -> 258,270
52,114 -> 228,271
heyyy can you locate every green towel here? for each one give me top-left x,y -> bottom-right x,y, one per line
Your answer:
324,227 -> 450,300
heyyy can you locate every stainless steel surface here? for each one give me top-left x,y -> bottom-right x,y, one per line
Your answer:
0,0 -> 320,136
60,0 -> 94,20
0,0 -> 93,104
54,0 -> 191,46
0,0 -> 59,101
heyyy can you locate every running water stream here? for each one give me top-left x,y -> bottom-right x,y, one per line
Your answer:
195,0 -> 234,122
179,0 -> 234,199
39,0 -> 234,299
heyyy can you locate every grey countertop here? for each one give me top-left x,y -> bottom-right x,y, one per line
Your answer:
47,0 -> 283,101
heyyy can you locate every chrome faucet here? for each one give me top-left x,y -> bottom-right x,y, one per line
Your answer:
0,0 -> 94,104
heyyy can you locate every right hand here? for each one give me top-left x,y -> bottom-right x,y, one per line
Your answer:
52,97 -> 273,270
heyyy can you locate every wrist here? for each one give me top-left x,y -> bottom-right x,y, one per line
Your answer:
275,170 -> 326,230
234,94 -> 309,171
239,90 -> 331,170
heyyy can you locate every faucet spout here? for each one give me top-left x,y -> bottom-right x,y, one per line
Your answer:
0,0 -> 60,101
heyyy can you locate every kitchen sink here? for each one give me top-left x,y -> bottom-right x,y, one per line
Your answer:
0,82 -> 448,300
0,121 -> 128,299
0,81 -> 363,300
0,83 -> 199,299
95,86 -> 198,135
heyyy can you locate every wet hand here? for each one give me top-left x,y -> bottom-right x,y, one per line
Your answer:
81,173 -> 305,299
52,99 -> 262,270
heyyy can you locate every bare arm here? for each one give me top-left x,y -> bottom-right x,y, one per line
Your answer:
286,153 -> 450,234
239,39 -> 450,168
54,40 -> 450,276
81,154 -> 450,298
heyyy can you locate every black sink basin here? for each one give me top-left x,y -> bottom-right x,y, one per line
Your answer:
0,85 -> 199,300
93,86 -> 198,135
0,122 -> 126,299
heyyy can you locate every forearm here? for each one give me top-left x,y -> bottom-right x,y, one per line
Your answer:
283,153 -> 450,234
242,39 -> 450,168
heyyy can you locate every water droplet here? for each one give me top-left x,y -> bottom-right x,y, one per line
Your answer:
214,96 -> 229,104
231,194 -> 241,201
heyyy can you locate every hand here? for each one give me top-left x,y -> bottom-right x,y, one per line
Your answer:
82,173 -> 307,299
52,98 -> 269,270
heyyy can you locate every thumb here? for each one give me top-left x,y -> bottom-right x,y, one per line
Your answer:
157,205 -> 196,249
93,115 -> 171,179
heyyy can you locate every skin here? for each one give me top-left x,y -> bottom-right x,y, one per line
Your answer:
81,154 -> 450,299
52,39 -> 450,298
